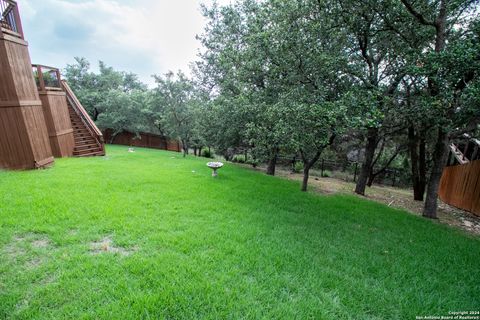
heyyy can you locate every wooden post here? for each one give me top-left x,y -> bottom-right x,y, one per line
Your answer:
462,143 -> 469,162
392,170 -> 396,187
472,145 -> 479,161
321,159 -> 325,177
56,68 -> 61,87
12,2 -> 24,39
36,65 -> 45,91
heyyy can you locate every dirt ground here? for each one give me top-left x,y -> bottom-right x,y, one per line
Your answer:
240,164 -> 480,236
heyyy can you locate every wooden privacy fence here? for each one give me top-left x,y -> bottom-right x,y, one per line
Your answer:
103,129 -> 181,152
438,160 -> 480,216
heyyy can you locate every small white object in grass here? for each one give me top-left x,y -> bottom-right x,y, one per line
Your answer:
192,170 -> 196,173
128,148 -> 135,152
207,162 -> 224,177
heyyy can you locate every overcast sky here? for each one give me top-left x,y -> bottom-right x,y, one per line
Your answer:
20,0 -> 231,86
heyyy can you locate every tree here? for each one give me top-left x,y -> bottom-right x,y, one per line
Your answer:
399,0 -> 480,218
96,89 -> 150,143
152,71 -> 199,157
64,58 -> 147,121
329,0 -> 411,196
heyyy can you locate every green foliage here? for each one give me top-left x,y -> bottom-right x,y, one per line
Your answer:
322,170 -> 332,178
63,57 -> 149,137
232,155 -> 246,163
201,149 -> 213,158
293,161 -> 304,173
151,71 -> 202,155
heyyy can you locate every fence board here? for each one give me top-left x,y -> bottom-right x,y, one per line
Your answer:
103,129 -> 181,152
438,160 -> 480,216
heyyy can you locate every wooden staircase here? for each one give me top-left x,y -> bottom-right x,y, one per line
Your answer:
62,80 -> 105,157
68,106 -> 104,156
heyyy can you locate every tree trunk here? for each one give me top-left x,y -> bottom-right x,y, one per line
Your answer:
299,148 -> 325,192
367,173 -> 375,187
266,151 -> 278,176
423,128 -> 449,218
301,164 -> 311,192
93,108 -> 99,121
423,0 -> 447,217
355,127 -> 378,195
418,135 -> 427,198
408,125 -> 424,200
182,140 -> 188,158
109,131 -> 120,144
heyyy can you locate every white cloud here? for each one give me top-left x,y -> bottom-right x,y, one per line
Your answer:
20,0 -> 232,86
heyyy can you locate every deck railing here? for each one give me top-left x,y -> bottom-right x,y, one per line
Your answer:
32,65 -> 62,91
0,0 -> 23,39
62,80 -> 105,147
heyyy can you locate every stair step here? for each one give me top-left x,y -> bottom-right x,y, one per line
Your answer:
75,141 -> 98,147
75,138 -> 96,143
74,130 -> 90,134
74,146 -> 102,153
75,144 -> 99,151
66,95 -> 105,158
74,153 -> 103,157
73,150 -> 104,157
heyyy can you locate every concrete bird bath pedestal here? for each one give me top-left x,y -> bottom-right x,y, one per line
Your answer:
207,162 -> 224,177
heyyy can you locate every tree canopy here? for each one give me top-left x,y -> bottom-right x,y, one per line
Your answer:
64,0 -> 480,219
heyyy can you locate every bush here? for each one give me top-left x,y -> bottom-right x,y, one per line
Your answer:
232,155 -> 246,163
293,162 -> 304,173
246,158 -> 259,167
202,149 -> 213,158
322,170 -> 332,178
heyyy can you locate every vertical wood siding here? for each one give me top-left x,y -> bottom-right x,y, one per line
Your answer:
0,32 -> 53,169
39,91 -> 74,157
438,160 -> 480,216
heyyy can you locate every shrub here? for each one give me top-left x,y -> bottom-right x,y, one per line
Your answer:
202,149 -> 213,158
232,155 -> 246,163
246,158 -> 259,167
293,162 -> 304,173
322,170 -> 332,178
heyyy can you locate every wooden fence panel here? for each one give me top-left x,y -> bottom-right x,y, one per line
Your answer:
438,160 -> 480,216
103,129 -> 181,152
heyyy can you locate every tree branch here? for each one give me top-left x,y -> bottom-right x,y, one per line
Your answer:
400,0 -> 435,26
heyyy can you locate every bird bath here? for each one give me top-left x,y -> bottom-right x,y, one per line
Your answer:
207,162 -> 224,177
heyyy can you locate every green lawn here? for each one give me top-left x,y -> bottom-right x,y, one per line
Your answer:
0,145 -> 478,319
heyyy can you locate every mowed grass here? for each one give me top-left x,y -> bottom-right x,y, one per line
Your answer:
0,145 -> 479,319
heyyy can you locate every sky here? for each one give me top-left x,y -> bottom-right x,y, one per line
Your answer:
20,0 -> 231,87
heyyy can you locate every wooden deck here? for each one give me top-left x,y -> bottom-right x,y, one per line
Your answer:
0,1 -> 104,169
34,65 -> 75,158
0,2 -> 54,169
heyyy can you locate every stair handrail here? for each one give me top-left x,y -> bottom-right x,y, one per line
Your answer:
450,143 -> 469,165
61,80 -> 105,146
